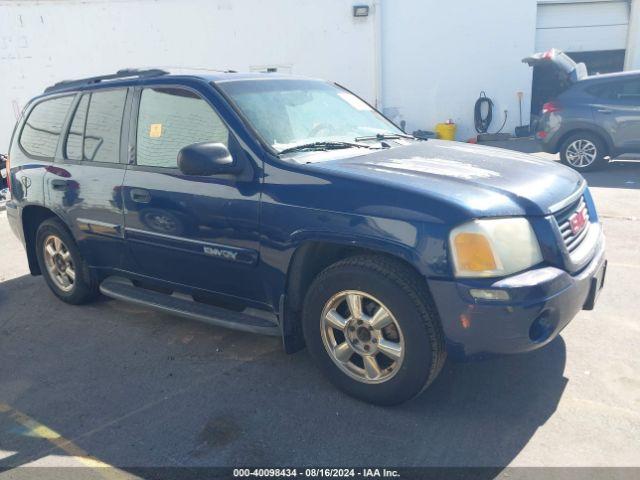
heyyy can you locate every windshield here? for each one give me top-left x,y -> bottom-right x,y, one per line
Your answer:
217,79 -> 403,153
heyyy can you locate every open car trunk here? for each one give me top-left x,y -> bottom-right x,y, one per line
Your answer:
523,48 -> 588,117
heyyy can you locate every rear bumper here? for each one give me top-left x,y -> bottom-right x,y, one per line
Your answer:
429,232 -> 606,360
535,129 -> 561,153
5,201 -> 23,245
534,112 -> 562,153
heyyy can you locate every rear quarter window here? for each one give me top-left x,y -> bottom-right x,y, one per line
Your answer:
19,96 -> 74,158
586,79 -> 640,101
65,89 -> 127,163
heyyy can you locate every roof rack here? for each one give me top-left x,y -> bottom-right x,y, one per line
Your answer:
44,68 -> 169,93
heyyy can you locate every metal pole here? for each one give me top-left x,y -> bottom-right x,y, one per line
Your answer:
372,0 -> 383,109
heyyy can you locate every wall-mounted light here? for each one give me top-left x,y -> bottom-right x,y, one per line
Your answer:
353,5 -> 370,17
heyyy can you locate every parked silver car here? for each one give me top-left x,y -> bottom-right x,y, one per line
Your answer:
525,49 -> 640,171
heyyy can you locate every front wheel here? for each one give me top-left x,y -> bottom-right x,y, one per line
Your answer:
302,255 -> 446,405
560,132 -> 608,171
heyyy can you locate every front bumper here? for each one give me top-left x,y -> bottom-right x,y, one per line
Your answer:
428,232 -> 606,360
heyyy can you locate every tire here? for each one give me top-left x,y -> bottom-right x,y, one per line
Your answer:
35,218 -> 99,305
302,255 -> 446,405
560,132 -> 608,171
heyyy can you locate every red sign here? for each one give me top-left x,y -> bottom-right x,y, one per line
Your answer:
569,208 -> 587,235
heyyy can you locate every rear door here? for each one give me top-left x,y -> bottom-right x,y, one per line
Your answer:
10,94 -> 75,210
121,85 -> 264,306
45,88 -> 130,268
588,77 -> 640,152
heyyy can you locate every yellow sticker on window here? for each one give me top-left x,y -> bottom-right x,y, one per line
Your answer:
149,123 -> 163,138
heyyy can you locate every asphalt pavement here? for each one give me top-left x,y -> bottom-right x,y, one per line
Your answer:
0,155 -> 638,476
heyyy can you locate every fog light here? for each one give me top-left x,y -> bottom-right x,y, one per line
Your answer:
469,289 -> 510,301
529,312 -> 555,343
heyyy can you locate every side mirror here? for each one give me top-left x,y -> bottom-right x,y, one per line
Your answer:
177,142 -> 240,176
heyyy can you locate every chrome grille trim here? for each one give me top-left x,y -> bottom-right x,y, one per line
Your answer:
566,221 -> 590,252
554,195 -> 590,254
548,181 -> 586,213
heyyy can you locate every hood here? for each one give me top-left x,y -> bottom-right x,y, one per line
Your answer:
307,140 -> 585,217
522,48 -> 588,83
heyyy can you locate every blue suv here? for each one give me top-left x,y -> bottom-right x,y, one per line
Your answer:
5,69 -> 606,405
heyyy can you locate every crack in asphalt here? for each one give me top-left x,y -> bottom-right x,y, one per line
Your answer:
601,214 -> 639,222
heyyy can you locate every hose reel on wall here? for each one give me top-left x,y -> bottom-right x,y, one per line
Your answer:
474,91 -> 507,135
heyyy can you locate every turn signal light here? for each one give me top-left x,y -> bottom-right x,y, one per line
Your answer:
470,289 -> 510,301
453,233 -> 497,272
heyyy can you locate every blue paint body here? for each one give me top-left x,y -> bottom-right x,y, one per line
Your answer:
6,72 -> 606,359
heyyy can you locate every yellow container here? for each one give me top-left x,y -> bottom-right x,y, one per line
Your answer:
435,122 -> 457,141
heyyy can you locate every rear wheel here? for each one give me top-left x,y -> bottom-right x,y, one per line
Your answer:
302,255 -> 446,405
560,132 -> 608,171
35,218 -> 99,304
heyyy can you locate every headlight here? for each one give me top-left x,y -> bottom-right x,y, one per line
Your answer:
449,218 -> 543,278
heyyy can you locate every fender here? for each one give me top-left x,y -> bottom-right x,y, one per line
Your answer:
17,202 -> 63,276
288,229 -> 428,275
276,229 -> 448,354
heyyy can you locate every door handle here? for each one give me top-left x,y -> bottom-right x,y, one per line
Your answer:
596,109 -> 612,114
50,179 -> 69,191
130,188 -> 151,203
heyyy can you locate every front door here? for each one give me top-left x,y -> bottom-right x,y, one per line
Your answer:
122,85 -> 265,306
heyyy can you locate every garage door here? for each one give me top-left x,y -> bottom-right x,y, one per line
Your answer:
536,0 -> 630,52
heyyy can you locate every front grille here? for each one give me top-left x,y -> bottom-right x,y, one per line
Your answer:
554,195 -> 590,254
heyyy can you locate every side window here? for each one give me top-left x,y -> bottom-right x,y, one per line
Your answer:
20,96 -> 74,158
65,89 -> 127,163
617,79 -> 640,101
587,83 -> 615,99
66,95 -> 89,160
588,80 -> 640,101
136,87 -> 229,168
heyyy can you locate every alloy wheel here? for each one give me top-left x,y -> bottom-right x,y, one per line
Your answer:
320,290 -> 404,384
565,139 -> 597,168
43,234 -> 76,292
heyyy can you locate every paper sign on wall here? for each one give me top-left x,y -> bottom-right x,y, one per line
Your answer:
149,123 -> 163,138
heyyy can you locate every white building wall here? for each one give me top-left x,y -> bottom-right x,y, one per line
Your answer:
380,0 -> 538,141
7,0 -> 603,148
0,0 -> 377,149
625,0 -> 640,69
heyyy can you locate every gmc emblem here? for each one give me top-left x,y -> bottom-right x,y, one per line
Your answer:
569,208 -> 587,235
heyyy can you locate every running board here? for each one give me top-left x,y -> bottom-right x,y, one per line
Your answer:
99,276 -> 280,336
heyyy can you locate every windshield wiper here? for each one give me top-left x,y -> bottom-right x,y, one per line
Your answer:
279,141 -> 374,155
354,132 -> 415,142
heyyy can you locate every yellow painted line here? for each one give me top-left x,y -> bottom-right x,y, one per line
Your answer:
0,403 -> 136,479
0,450 -> 17,461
